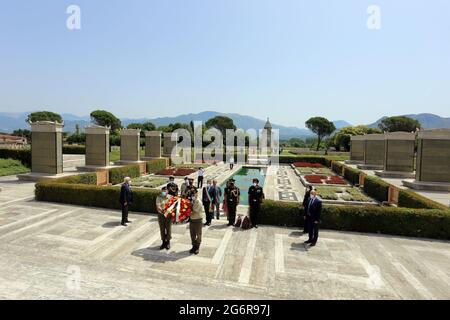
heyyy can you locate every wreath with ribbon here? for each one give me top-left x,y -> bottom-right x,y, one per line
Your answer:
163,196 -> 192,223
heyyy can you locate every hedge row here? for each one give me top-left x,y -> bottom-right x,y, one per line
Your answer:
146,158 -> 168,174
362,175 -> 390,203
331,161 -> 344,175
260,200 -> 450,240
0,148 -> 31,167
343,166 -> 361,185
62,145 -> 86,154
109,164 -> 141,185
398,189 -> 447,210
53,173 -> 97,185
35,183 -> 160,214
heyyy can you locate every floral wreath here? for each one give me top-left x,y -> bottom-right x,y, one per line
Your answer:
163,196 -> 192,223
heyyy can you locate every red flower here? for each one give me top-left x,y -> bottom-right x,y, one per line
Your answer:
294,162 -> 324,168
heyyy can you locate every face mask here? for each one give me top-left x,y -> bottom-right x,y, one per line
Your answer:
253,183 -> 257,187
161,192 -> 167,197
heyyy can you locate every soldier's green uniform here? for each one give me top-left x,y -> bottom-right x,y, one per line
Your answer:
167,181 -> 179,197
156,189 -> 172,250
184,178 -> 197,202
224,179 -> 240,226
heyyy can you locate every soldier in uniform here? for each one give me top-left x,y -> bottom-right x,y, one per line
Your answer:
155,186 -> 172,250
248,178 -> 265,228
224,179 -> 240,226
180,176 -> 189,197
166,176 -> 179,197
184,177 -> 197,202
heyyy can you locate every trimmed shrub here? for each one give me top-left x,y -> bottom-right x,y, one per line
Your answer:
363,176 -> 389,203
53,173 -> 97,185
110,165 -> 140,185
260,200 -> 450,239
35,182 -> 160,214
0,148 -> 31,167
398,189 -> 448,210
146,158 -> 168,174
331,161 -> 344,175
62,145 -> 85,154
344,167 -> 361,185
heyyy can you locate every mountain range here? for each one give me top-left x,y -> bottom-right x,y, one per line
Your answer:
1,111 -> 449,139
0,111 -> 351,139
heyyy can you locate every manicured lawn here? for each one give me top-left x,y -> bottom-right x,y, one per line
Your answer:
0,158 -> 30,176
109,149 -> 146,162
315,186 -> 373,202
131,176 -> 168,188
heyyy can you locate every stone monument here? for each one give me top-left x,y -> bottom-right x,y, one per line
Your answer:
345,135 -> 365,164
117,129 -> 141,163
403,129 -> 450,191
163,132 -> 178,158
357,134 -> 385,170
375,132 -> 416,178
17,121 -> 69,181
142,131 -> 162,160
31,121 -> 64,174
76,126 -> 111,172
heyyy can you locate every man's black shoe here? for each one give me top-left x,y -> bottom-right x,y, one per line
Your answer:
309,243 -> 316,247
189,246 -> 195,254
165,241 -> 170,250
254,225 -> 258,228
121,222 -> 127,226
304,240 -> 312,244
125,220 -> 132,223
159,242 -> 166,250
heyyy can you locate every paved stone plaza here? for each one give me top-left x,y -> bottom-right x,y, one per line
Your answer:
1,176 -> 450,300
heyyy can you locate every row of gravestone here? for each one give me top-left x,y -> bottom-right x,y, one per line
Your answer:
29,121 -> 177,175
347,129 -> 450,190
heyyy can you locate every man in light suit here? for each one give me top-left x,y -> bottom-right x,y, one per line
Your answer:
304,190 -> 322,246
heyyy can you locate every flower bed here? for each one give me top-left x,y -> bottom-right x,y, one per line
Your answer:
325,176 -> 347,185
155,167 -> 196,176
303,174 -> 349,186
296,167 -> 332,175
304,175 -> 327,183
293,162 -> 324,168
315,186 -> 373,202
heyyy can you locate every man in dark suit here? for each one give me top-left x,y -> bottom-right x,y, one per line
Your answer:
304,190 -> 322,246
202,179 -> 214,226
119,177 -> 133,226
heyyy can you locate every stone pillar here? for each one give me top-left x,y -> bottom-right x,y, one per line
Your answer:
30,121 -> 63,174
119,129 -> 141,162
375,132 -> 415,178
85,126 -> 110,167
416,129 -> 450,183
384,132 -> 415,172
358,134 -> 385,170
348,135 -> 365,163
163,132 -> 178,158
143,131 -> 162,159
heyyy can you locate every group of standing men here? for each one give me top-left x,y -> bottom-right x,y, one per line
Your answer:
118,167 -> 321,257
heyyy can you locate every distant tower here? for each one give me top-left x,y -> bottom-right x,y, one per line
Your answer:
264,117 -> 272,148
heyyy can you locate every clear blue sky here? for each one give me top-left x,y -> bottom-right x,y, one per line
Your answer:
0,0 -> 449,127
